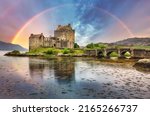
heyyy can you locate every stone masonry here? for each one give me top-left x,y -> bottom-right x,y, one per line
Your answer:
29,24 -> 75,50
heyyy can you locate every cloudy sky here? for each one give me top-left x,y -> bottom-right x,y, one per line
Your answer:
0,0 -> 150,48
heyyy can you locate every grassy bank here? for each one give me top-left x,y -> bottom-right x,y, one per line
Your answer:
5,48 -> 85,57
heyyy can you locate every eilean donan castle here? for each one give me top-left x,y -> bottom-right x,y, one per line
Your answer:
29,24 -> 75,50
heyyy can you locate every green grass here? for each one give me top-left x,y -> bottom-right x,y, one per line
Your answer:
85,45 -> 150,50
111,45 -> 150,50
131,45 -> 150,50
109,52 -> 119,57
26,47 -> 84,56
124,51 -> 131,57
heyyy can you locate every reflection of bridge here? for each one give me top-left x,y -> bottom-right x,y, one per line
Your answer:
85,48 -> 150,58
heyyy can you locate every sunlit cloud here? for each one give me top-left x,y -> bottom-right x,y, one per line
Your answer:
0,0 -> 150,48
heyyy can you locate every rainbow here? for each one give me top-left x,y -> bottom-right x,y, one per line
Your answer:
96,7 -> 134,37
12,4 -> 71,47
0,1 -> 21,19
12,4 -> 134,48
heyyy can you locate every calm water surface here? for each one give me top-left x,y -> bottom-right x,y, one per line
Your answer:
0,51 -> 150,99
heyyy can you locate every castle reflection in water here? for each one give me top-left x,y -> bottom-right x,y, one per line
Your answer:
29,57 -> 75,84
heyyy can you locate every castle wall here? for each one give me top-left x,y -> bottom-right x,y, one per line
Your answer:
29,34 -> 44,50
54,24 -> 75,48
44,37 -> 50,47
29,24 -> 75,50
54,30 -> 75,48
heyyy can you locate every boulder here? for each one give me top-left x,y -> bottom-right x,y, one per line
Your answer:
134,59 -> 150,72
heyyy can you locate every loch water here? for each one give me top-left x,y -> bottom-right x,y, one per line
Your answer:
0,51 -> 150,99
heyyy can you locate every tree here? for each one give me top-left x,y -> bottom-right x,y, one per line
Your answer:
86,43 -> 94,48
63,48 -> 70,54
74,43 -> 80,48
86,43 -> 107,49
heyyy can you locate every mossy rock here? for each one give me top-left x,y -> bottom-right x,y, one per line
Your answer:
5,50 -> 20,56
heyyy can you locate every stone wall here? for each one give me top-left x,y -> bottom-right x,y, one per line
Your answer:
132,49 -> 146,58
29,24 -> 75,50
29,33 -> 44,50
85,48 -> 150,58
145,50 -> 150,58
54,24 -> 75,48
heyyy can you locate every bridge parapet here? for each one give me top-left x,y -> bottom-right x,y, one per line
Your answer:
84,49 -> 97,57
85,48 -> 150,58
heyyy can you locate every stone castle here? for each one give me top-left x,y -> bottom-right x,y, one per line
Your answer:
29,24 -> 75,50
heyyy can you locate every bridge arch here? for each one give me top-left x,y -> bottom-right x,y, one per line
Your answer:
106,51 -> 118,58
121,51 -> 131,57
97,51 -> 104,58
120,49 -> 132,58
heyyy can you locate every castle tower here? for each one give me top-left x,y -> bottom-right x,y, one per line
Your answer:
29,33 -> 44,50
54,24 -> 75,48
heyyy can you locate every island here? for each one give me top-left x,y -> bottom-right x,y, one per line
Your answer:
5,24 -> 150,71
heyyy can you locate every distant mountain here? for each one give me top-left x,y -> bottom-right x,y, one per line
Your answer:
111,37 -> 150,46
0,41 -> 27,51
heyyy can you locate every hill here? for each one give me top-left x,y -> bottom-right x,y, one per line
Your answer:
0,41 -> 27,51
111,37 -> 150,46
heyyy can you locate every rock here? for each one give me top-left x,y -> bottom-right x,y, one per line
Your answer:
137,59 -> 150,63
134,59 -> 150,72
5,50 -> 20,56
135,59 -> 150,68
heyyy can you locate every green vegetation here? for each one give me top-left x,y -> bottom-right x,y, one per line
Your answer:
25,47 -> 84,57
26,48 -> 60,55
74,43 -> 80,48
5,50 -> 20,56
11,50 -> 20,54
62,48 -> 84,55
45,49 -> 53,55
86,43 -> 108,49
44,49 -> 59,55
63,48 -> 70,54
4,43 -> 150,59
132,45 -> 150,50
111,45 -> 150,50
124,51 -> 131,57
109,52 -> 119,57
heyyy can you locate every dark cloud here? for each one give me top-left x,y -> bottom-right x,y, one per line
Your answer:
0,0 -> 149,45
72,0 -> 142,44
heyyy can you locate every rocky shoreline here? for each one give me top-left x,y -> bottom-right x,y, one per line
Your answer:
4,51 -> 150,72
133,59 -> 150,72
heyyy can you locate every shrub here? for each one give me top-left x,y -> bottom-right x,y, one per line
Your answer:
53,49 -> 59,55
86,43 -> 94,48
70,49 -> 75,53
74,43 -> 80,48
124,51 -> 131,57
63,48 -> 70,54
5,50 -> 20,56
86,43 -> 108,49
45,50 -> 53,55
11,50 -> 20,54
109,52 -> 119,57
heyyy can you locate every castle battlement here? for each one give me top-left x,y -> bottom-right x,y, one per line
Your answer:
29,24 -> 75,50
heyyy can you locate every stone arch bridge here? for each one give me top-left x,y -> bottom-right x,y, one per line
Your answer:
85,48 -> 150,58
